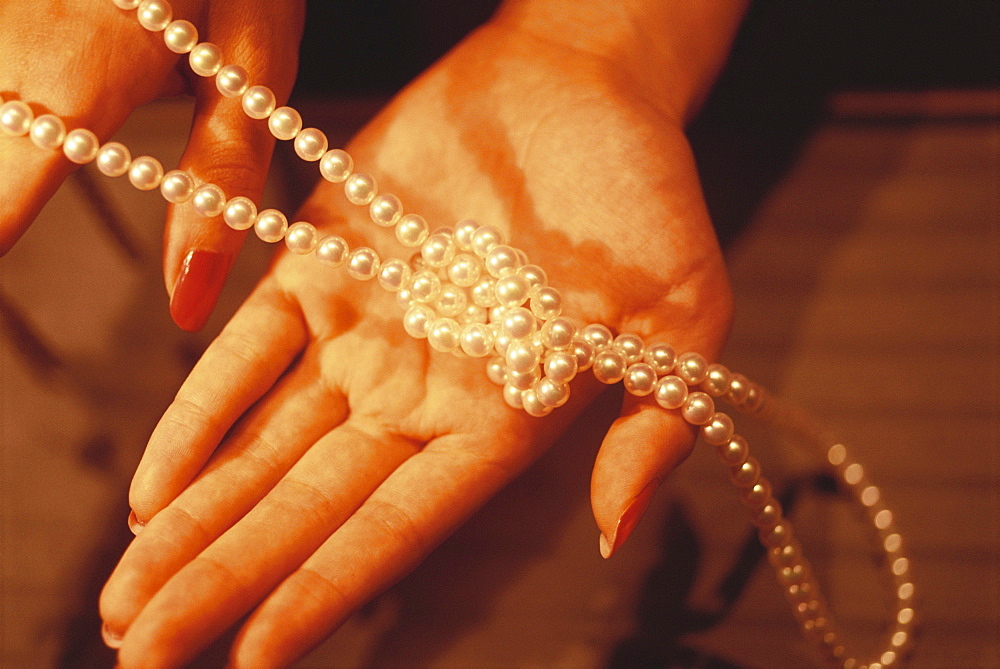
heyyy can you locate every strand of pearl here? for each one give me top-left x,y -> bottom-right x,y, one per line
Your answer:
0,1 -> 915,666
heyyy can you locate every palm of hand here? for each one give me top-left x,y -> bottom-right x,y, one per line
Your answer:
100,23 -> 732,668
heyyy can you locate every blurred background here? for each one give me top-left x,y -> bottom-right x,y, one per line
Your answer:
2,1 -> 997,667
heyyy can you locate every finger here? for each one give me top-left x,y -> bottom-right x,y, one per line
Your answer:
226,433 -> 533,668
129,279 -> 307,522
114,422 -> 419,668
164,1 -> 306,331
102,343 -> 348,646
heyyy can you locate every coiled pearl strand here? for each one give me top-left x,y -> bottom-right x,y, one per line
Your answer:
0,2 -> 916,666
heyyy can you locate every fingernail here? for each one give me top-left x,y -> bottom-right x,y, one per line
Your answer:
127,509 -> 145,536
101,621 -> 123,649
169,249 -> 228,332
599,478 -> 661,559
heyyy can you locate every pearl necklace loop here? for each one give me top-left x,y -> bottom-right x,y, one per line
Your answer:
0,2 -> 917,666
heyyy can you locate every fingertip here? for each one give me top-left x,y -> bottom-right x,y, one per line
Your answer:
168,248 -> 232,331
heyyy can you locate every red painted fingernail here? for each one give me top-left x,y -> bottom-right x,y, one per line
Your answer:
169,249 -> 228,332
600,478 -> 661,559
101,621 -> 123,649
127,509 -> 145,536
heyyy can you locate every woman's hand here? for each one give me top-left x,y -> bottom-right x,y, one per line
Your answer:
99,4 -> 738,666
0,0 -> 304,330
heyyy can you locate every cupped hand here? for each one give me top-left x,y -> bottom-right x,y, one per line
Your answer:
99,13 -> 733,668
0,0 -> 303,330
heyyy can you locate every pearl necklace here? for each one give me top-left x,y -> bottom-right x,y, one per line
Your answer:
0,1 -> 917,666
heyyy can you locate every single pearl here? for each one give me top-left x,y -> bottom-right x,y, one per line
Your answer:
285,222 -> 319,254
137,0 -> 172,31
520,389 -> 552,418
460,322 -> 495,358
159,169 -> 195,203
294,128 -> 328,162
702,412 -> 735,445
494,275 -> 530,309
728,373 -> 751,405
484,244 -> 521,278
28,114 -> 67,150
580,323 -> 614,350
347,247 -> 380,281
446,253 -> 481,288
368,193 -> 402,227
505,340 -> 540,375
623,362 -> 657,396
434,284 -> 467,318
242,86 -> 276,120
471,278 -> 499,308
716,434 -> 749,466
191,183 -> 226,217
703,363 -> 733,397
128,155 -> 164,190
403,305 -> 436,339
395,213 -> 429,248
592,349 -> 627,384
344,172 -> 377,205
502,383 -> 523,410
644,343 -> 676,375
454,219 -> 479,250
571,337 -> 595,371
112,0 -> 140,8
529,286 -> 562,321
377,259 -> 412,293
421,233 -> 457,268
681,391 -> 715,426
501,307 -> 537,340
96,142 -> 131,176
0,88 -> 30,131
654,375 -> 688,410
163,19 -> 197,53
223,196 -> 257,230
676,352 -> 709,385
62,129 -> 100,164
470,225 -> 505,258
485,356 -> 507,385
730,456 -> 761,488
518,264 -> 547,290
539,318 -> 575,350
613,334 -> 645,365
507,366 -> 540,391
319,148 -> 353,183
542,351 -> 577,384
427,318 -> 461,353
739,478 -> 772,510
268,106 -> 302,141
459,304 -> 488,325
255,209 -> 288,243
535,377 -> 569,408
409,269 -> 442,303
189,42 -> 223,77
216,65 -> 249,98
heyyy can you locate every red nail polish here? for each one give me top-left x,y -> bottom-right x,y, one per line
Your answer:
169,250 -> 228,332
600,478 -> 661,559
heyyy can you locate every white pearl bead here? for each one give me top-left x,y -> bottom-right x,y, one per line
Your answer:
518,264 -> 548,290
543,351 -> 578,384
613,334 -> 645,365
112,0 -> 140,8
409,269 -> 442,303
459,304 -> 488,325
434,284 -> 467,318
404,304 -> 436,339
471,225 -> 505,258
223,196 -> 257,230
453,219 -> 479,250
159,169 -> 195,203
368,193 -> 402,227
216,65 -> 250,98
62,129 -> 100,164
654,375 -> 688,410
471,278 -> 499,308
580,323 -> 614,350
294,128 -> 328,162
459,322 -> 495,358
676,351 -> 709,385
446,253 -> 481,288
319,148 -> 353,183
681,391 -> 715,425
505,340 -> 540,375
571,337 -> 595,371
268,106 -> 302,141
255,209 -> 288,243
534,377 -> 570,408
494,275 -> 530,309
502,383 -> 523,410
539,318 -> 575,350
191,183 -> 226,217
702,412 -> 736,446
189,42 -> 223,77
241,86 -> 276,120
592,349 -> 627,384
344,172 -> 377,205
503,364 -> 536,390
347,247 -> 380,281
421,233 -> 457,269
484,244 -> 521,278
377,259 -> 412,292
520,389 -> 552,418
728,373 -> 751,404
128,155 -> 164,190
137,0 -> 172,31
644,343 -> 676,375
485,356 -> 507,385
96,142 -> 131,176
1,101 -> 33,137
395,213 -> 429,248
501,307 -> 536,340
623,362 -> 657,396
529,286 -> 562,321
703,363 -> 733,397
163,20 -> 198,53
28,114 -> 67,149
316,235 -> 349,266
427,318 -> 461,353
285,222 -> 319,254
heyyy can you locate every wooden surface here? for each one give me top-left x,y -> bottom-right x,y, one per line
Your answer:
1,94 -> 997,668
